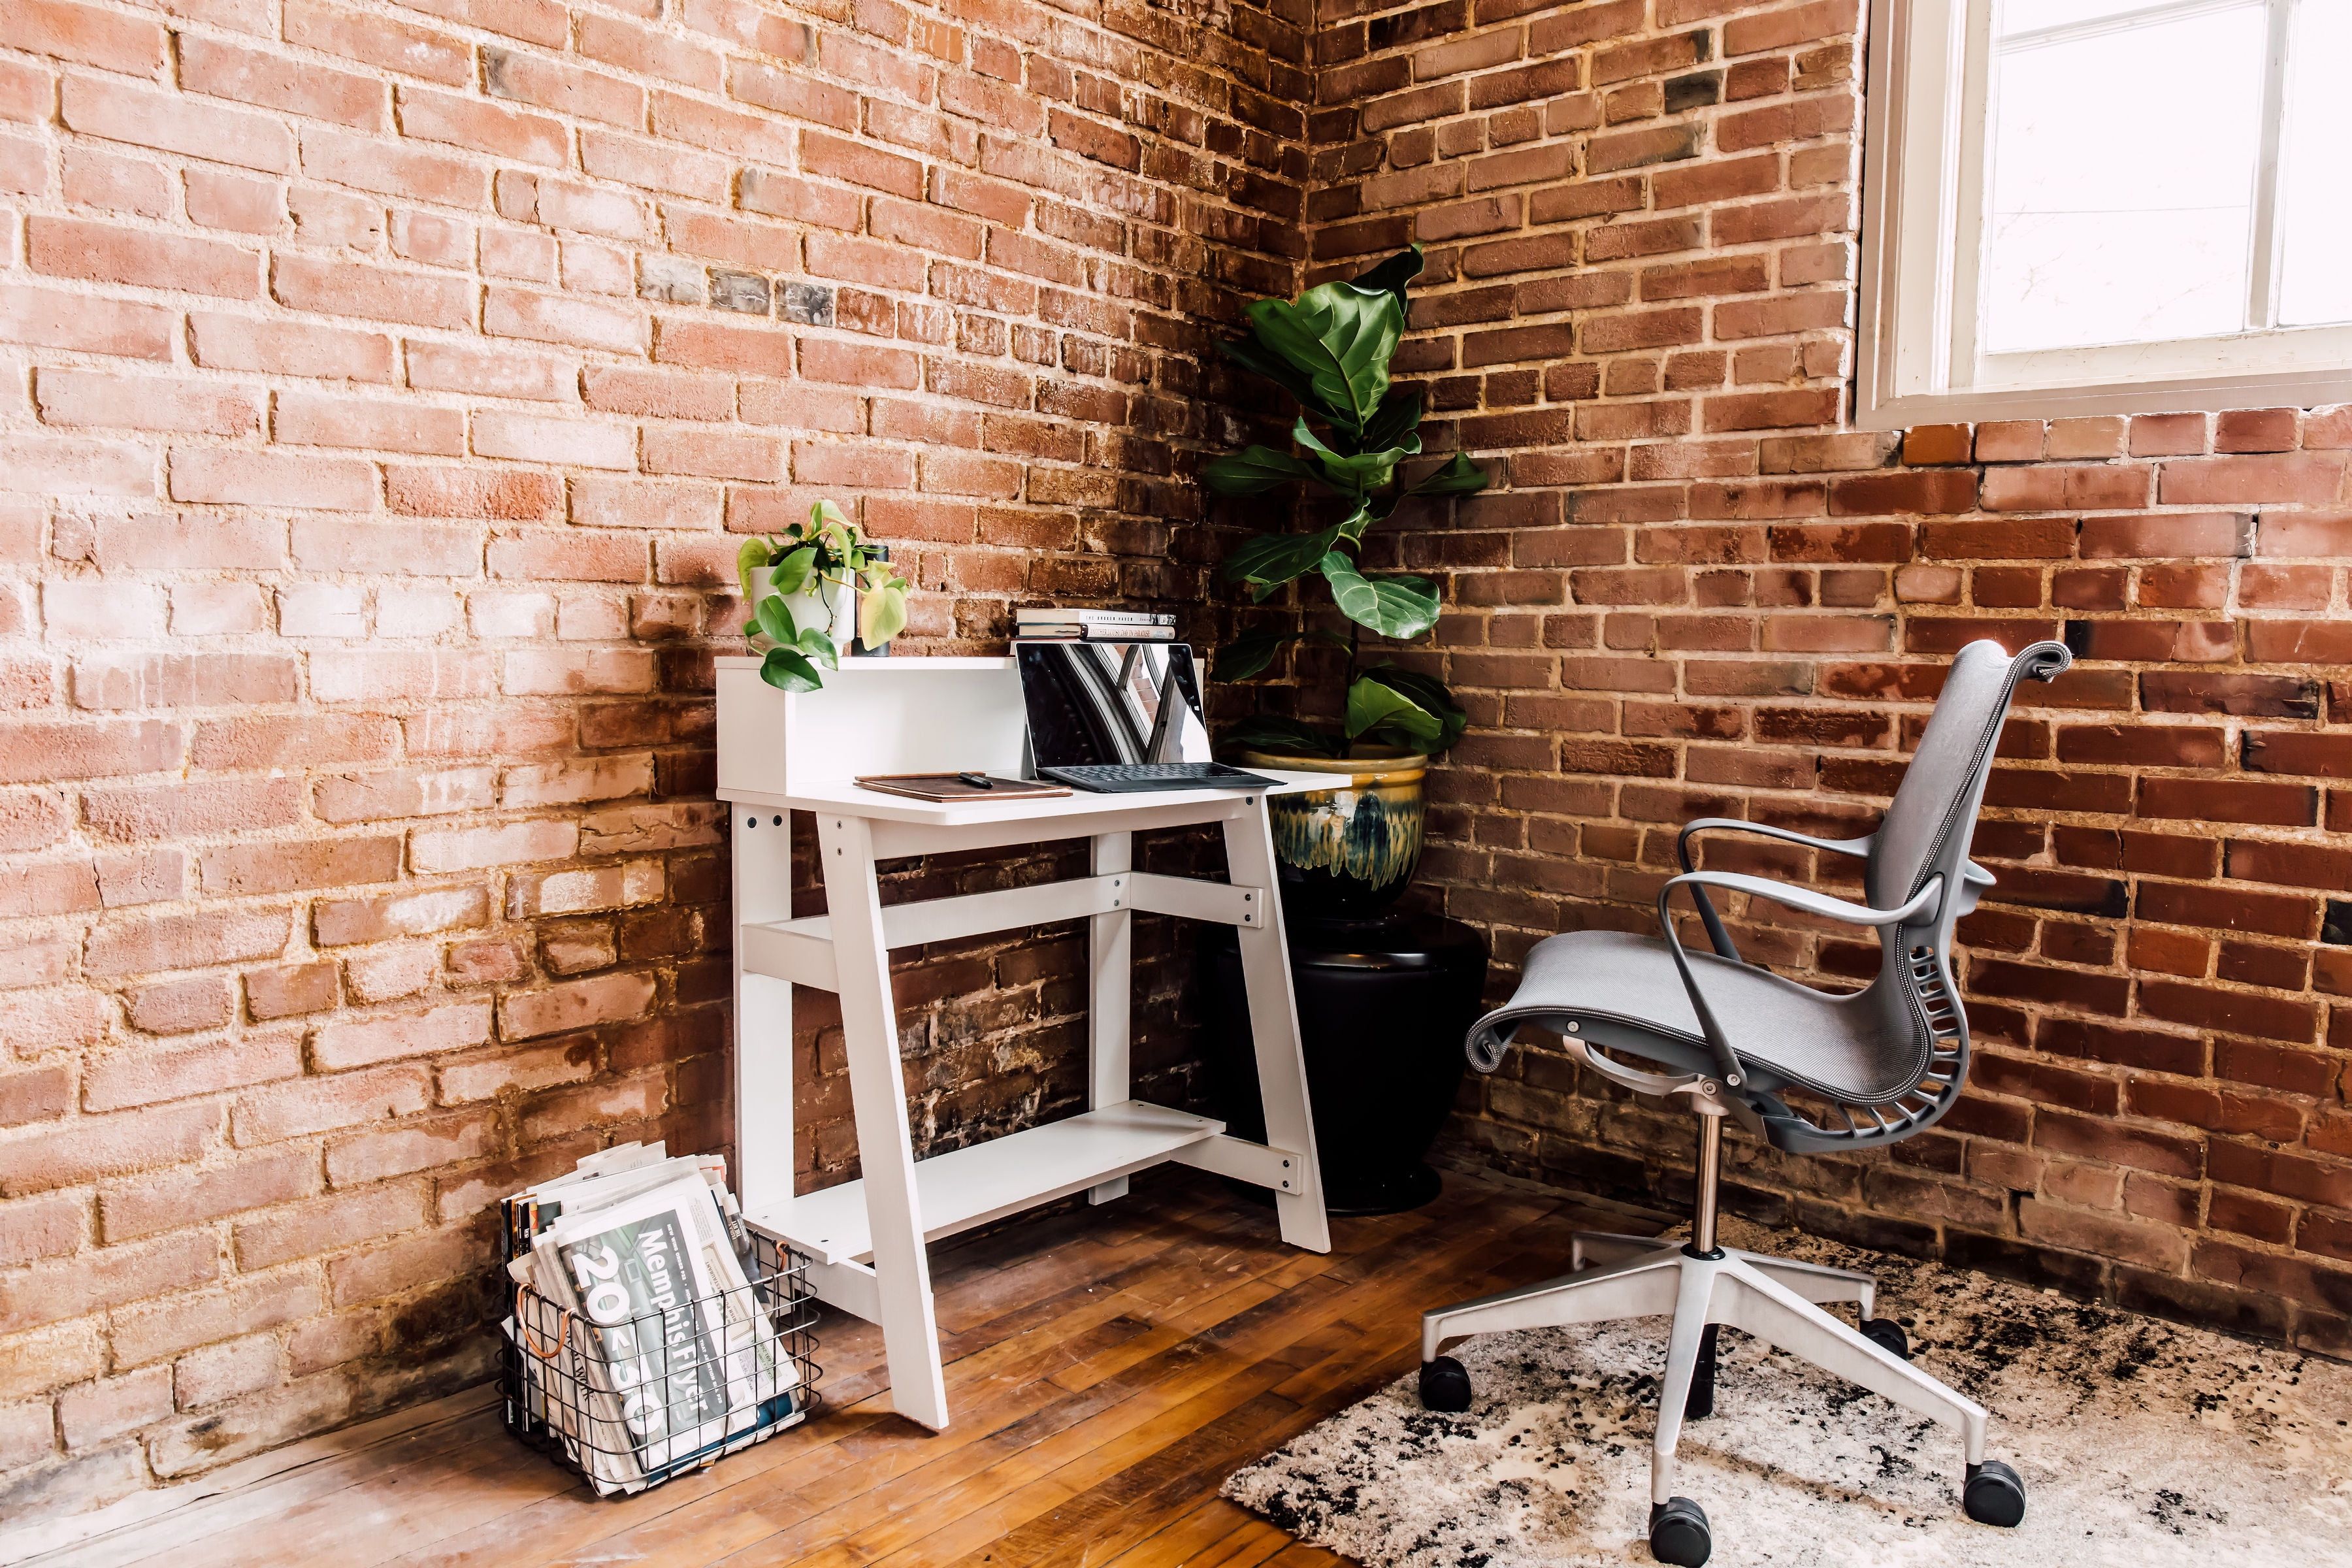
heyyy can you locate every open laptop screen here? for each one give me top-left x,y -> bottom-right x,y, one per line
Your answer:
1015,642 -> 1212,768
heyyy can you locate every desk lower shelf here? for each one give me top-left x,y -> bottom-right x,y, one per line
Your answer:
744,1100 -> 1224,1267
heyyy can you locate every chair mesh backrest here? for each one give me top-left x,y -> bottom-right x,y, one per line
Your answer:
1866,640 -> 2035,911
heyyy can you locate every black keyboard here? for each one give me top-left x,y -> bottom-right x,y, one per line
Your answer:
1039,762 -> 1281,794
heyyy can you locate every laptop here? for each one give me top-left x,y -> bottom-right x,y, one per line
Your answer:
1013,641 -> 1281,794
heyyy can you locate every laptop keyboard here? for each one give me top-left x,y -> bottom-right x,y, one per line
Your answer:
1039,762 -> 1278,792
1056,764 -> 1228,783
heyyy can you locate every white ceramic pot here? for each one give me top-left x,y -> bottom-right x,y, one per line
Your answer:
746,564 -> 855,651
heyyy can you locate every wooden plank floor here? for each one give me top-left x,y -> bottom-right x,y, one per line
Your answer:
25,1167 -> 1654,1568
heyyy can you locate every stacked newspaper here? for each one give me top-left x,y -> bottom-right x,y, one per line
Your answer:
502,1144 -> 805,1494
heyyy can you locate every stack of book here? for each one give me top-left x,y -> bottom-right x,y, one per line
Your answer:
1014,606 -> 1175,642
502,1144 -> 808,1495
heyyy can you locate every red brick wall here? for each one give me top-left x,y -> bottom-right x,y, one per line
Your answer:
0,0 -> 1307,1520
5,0 -> 2349,1526
1309,0 -> 2352,1356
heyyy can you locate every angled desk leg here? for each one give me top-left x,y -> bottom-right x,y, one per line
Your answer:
1088,830 -> 1133,1205
816,812 -> 949,1431
730,808 -> 792,1220
1223,796 -> 1331,1254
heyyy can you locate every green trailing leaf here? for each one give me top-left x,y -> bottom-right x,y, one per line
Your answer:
1242,282 -> 1402,436
759,645 -> 824,693
1222,715 -> 1347,759
1318,553 -> 1440,640
1293,418 -> 1411,497
768,544 -> 818,596
1201,446 -> 1325,497
1224,523 -> 1341,599
753,593 -> 798,645
1408,451 -> 1491,497
1348,245 -> 1426,317
796,626 -> 840,669
1358,664 -> 1467,751
736,536 -> 774,600
1345,675 -> 1444,747
858,575 -> 909,646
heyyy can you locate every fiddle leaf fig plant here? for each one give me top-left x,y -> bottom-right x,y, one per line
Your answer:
736,500 -> 911,693
1203,244 -> 1488,758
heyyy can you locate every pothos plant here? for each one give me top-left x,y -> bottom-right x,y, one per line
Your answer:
1203,245 -> 1489,759
735,500 -> 912,692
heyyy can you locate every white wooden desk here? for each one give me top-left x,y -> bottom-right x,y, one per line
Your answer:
716,655 -> 1330,1429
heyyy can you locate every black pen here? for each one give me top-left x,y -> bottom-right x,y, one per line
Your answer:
956,772 -> 994,789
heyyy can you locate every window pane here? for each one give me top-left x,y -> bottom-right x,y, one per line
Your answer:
2276,1 -> 2352,328
1999,0 -> 2181,39
1981,5 -> 2267,355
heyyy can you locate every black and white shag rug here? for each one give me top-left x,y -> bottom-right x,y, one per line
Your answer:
1224,1218 -> 2352,1566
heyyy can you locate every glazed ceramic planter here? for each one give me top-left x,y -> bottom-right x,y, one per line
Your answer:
1233,747 -> 1426,919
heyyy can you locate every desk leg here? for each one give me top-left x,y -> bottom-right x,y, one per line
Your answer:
1222,797 -> 1331,1253
730,808 -> 792,1220
817,813 -> 949,1431
1088,830 -> 1133,1205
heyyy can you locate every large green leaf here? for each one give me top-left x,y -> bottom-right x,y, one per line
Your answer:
1222,715 -> 1347,759
1358,664 -> 1467,751
1224,523 -> 1341,600
1217,335 -> 1348,427
1349,245 -> 1425,317
1407,451 -> 1491,497
1345,676 -> 1443,748
1215,628 -> 1349,681
1318,553 -> 1440,640
759,645 -> 824,693
1360,387 -> 1424,455
1215,630 -> 1300,682
1243,282 -> 1402,436
1201,445 -> 1324,497
1294,417 -> 1411,497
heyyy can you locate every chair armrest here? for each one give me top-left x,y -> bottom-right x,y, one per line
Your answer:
1675,817 -> 1875,872
1665,870 -> 1946,930
1956,859 -> 1995,917
1674,819 -> 1878,960
1652,871 -> 1946,1092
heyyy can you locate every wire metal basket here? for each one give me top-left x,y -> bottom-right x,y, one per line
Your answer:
500,1227 -> 822,1495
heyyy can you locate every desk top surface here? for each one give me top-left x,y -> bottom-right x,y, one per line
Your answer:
721,772 -> 1333,826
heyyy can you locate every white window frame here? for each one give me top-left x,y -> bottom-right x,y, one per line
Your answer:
1857,0 -> 2352,429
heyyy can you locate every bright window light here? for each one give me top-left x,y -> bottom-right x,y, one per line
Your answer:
2275,2 -> 2352,328
1859,0 -> 2352,425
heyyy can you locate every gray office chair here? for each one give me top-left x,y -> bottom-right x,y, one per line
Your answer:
1420,638 -> 2070,1567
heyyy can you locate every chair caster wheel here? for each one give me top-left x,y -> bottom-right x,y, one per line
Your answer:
1861,1318 -> 1909,1359
1964,1460 -> 2026,1527
1418,1356 -> 1472,1413
1648,1497 -> 1710,1567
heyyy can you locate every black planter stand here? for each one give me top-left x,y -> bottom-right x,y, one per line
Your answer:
1205,911 -> 1488,1217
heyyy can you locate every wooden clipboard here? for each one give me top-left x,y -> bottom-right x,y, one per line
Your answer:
852,772 -> 1073,803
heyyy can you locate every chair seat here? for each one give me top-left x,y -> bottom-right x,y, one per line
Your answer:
1492,930 -> 1923,1104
